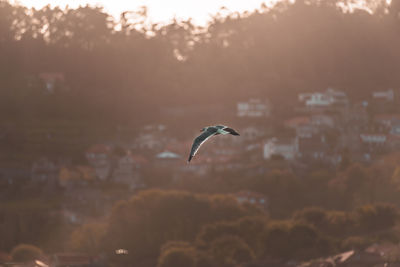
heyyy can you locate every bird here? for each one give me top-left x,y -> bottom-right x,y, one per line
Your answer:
188,125 -> 240,162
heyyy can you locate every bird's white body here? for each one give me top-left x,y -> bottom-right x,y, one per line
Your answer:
216,128 -> 230,135
204,125 -> 230,135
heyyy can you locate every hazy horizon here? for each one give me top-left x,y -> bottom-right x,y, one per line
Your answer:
12,0 -> 383,25
13,0 -> 280,25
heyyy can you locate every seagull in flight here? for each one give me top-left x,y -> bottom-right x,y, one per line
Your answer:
188,125 -> 240,162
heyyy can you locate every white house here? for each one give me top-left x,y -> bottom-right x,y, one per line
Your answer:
391,121 -> 400,135
263,137 -> 298,160
156,151 -> 181,159
299,88 -> 348,108
305,92 -> 331,107
237,98 -> 271,118
311,114 -> 335,128
154,151 -> 182,169
372,89 -> 394,102
360,134 -> 387,145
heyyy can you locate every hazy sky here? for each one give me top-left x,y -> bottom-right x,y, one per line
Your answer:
15,0 -> 281,25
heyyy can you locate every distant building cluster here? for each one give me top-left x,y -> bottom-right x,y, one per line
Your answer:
25,87 -> 400,187
3,86 -> 398,237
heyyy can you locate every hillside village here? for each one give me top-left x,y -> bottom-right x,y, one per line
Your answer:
24,86 -> 400,187
3,86 -> 400,266
2,86 -> 398,228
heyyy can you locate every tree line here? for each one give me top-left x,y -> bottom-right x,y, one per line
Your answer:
69,190 -> 398,267
3,152 -> 400,266
1,0 -> 400,125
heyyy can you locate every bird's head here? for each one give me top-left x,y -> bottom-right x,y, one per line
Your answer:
200,128 -> 205,132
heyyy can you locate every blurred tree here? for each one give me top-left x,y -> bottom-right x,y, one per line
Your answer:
389,0 -> 400,20
10,244 -> 43,262
262,221 -> 291,259
355,203 -> 398,233
104,190 -> 261,263
0,199 -> 64,251
209,235 -> 255,267
293,207 -> 327,228
0,251 -> 11,263
196,216 -> 267,258
158,242 -> 197,267
196,251 -> 218,267
342,164 -> 368,195
325,210 -> 354,238
341,236 -> 370,251
287,223 -> 320,260
196,222 -> 239,248
294,207 -> 355,238
262,220 -> 331,260
68,222 -> 106,255
0,1 -> 22,42
235,217 -> 269,257
250,169 -> 301,218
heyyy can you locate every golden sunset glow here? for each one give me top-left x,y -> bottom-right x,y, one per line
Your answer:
15,0 -> 280,25
3,0 -> 400,265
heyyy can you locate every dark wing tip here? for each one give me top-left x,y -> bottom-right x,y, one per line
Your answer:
224,127 -> 240,136
188,155 -> 193,162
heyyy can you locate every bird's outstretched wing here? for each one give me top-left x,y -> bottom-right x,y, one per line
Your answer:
188,128 -> 218,162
